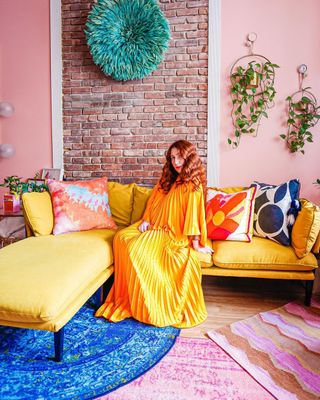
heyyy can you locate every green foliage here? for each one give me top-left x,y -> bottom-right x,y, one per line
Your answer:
0,175 -> 48,196
229,60 -> 279,148
280,88 -> 320,154
85,0 -> 170,81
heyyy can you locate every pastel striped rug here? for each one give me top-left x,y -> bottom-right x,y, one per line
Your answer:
208,298 -> 320,400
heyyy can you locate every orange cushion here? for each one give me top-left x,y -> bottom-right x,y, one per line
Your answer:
206,187 -> 257,242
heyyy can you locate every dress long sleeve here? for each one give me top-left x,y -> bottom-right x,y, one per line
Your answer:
183,185 -> 207,247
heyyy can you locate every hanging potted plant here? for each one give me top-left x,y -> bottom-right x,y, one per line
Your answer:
280,88 -> 320,154
228,60 -> 279,148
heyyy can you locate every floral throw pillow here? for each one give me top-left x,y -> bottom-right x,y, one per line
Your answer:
48,177 -> 117,235
252,179 -> 300,246
206,187 -> 257,242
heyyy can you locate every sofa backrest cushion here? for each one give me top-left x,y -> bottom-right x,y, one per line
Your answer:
206,186 -> 257,242
208,186 -> 247,194
131,184 -> 153,224
108,182 -> 135,226
48,177 -> 117,235
22,191 -> 54,236
292,199 -> 320,258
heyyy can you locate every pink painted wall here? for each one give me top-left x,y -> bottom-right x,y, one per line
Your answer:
0,0 -> 52,195
220,0 -> 320,203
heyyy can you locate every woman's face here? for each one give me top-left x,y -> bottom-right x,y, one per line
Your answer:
170,147 -> 185,173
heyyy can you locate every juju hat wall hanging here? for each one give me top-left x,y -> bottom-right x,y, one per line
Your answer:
85,0 -> 170,81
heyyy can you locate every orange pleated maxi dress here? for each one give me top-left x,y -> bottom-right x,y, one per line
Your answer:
96,181 -> 208,328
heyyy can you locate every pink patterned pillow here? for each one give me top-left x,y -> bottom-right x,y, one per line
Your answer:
48,177 -> 117,235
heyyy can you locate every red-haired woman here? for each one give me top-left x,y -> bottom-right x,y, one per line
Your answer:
96,140 -> 212,328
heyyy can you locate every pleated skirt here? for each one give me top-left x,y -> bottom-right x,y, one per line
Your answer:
96,223 -> 208,328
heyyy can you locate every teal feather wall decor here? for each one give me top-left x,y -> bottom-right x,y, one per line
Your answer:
86,0 -> 171,81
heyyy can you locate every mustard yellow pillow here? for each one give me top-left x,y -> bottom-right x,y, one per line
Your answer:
22,191 -> 54,236
108,182 -> 134,226
131,185 -> 153,224
292,199 -> 320,258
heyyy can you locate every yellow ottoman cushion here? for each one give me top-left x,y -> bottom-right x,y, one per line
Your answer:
0,229 -> 115,325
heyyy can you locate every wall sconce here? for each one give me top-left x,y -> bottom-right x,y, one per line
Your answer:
0,102 -> 14,118
0,101 -> 15,159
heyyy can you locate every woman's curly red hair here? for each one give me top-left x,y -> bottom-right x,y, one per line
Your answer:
159,140 -> 207,194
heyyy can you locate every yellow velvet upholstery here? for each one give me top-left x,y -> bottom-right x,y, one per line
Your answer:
292,199 -> 320,258
131,184 -> 153,224
1,186 -> 319,343
107,182 -> 134,226
0,229 -> 115,331
211,236 -> 317,271
22,191 -> 54,236
312,231 -> 320,254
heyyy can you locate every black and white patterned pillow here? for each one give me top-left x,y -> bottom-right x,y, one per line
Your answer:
252,179 -> 300,246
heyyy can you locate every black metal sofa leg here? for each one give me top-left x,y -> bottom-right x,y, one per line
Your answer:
54,328 -> 64,362
305,280 -> 314,306
94,285 -> 104,310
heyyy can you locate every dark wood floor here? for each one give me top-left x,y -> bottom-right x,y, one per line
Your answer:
181,276 -> 306,338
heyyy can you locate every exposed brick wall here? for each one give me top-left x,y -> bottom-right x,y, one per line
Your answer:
62,0 -> 208,184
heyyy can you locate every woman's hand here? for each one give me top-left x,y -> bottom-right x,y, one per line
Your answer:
138,220 -> 150,233
192,237 -> 214,254
195,245 -> 214,254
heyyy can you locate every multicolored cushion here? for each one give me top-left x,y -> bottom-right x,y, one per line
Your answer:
48,178 -> 117,235
206,187 -> 257,242
252,179 -> 300,246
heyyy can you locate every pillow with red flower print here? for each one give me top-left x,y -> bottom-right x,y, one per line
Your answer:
206,186 -> 257,242
48,177 -> 117,235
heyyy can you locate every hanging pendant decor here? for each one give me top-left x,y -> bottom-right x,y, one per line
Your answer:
85,0 -> 170,81
228,33 -> 279,148
280,64 -> 320,154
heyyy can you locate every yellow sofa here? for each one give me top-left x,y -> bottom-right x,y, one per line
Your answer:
0,182 -> 318,361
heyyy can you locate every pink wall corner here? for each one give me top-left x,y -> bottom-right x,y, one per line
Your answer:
0,0 -> 52,198
220,0 -> 320,203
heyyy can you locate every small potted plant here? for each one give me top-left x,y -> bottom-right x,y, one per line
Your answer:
0,176 -> 25,212
0,175 -> 48,212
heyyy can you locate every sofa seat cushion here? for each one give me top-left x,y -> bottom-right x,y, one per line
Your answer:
211,237 -> 318,271
0,229 -> 116,324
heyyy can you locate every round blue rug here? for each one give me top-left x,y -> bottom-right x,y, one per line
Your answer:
0,302 -> 179,399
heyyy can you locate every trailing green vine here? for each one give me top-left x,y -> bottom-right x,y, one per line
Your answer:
228,60 -> 279,148
280,88 -> 320,154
